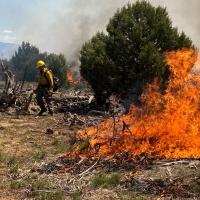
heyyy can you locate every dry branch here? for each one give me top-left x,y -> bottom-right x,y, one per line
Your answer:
154,159 -> 200,166
78,158 -> 100,180
0,61 -> 32,112
0,61 -> 15,94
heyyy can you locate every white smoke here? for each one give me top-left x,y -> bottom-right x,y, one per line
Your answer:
19,0 -> 200,62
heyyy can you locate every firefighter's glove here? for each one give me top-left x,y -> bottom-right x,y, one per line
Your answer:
48,90 -> 54,96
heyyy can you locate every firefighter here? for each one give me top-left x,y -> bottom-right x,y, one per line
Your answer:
34,60 -> 54,116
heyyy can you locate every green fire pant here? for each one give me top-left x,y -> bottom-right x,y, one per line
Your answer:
35,86 -> 52,112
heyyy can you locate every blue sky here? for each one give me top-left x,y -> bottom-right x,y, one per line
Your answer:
0,0 -> 68,43
0,0 -> 199,60
0,0 -> 36,41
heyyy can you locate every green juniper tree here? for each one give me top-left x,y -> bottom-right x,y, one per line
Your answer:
80,32 -> 115,104
80,1 -> 193,104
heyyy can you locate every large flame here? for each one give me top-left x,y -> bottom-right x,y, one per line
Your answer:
77,49 -> 200,159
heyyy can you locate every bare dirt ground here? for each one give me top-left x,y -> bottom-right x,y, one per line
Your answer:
0,112 -> 200,200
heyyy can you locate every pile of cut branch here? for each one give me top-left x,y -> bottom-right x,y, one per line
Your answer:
53,94 -> 105,116
0,61 -> 33,113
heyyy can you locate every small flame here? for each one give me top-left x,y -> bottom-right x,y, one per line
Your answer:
77,49 -> 200,159
67,71 -> 80,84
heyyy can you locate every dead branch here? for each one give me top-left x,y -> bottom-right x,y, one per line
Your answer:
0,61 -> 32,113
58,159 -> 85,173
24,91 -> 34,111
78,158 -> 100,180
154,159 -> 200,166
0,61 -> 15,94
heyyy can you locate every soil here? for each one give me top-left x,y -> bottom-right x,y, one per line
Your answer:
0,112 -> 200,200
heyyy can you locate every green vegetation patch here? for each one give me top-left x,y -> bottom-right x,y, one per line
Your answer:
92,173 -> 121,188
71,190 -> 81,200
52,138 -> 72,154
78,138 -> 89,152
9,165 -> 19,174
30,180 -> 64,200
32,151 -> 46,161
10,180 -> 24,190
7,155 -> 18,167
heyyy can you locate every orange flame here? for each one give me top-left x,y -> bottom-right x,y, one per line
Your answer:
67,71 -> 80,84
77,49 -> 200,159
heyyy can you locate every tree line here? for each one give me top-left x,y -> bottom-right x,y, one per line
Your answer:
1,41 -> 69,87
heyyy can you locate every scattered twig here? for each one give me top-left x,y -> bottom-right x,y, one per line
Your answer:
58,159 -> 85,173
78,158 -> 100,180
154,159 -> 200,166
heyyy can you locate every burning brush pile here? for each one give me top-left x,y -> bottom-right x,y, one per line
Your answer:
41,49 -> 200,174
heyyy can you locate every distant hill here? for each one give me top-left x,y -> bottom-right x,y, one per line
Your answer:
0,42 -> 18,59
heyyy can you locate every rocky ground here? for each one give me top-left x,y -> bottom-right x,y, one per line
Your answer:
0,111 -> 200,200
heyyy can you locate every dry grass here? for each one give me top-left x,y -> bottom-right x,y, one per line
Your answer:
0,113 -> 200,200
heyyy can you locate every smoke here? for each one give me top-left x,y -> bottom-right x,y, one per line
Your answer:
19,0 -> 200,62
150,0 -> 200,49
19,0 -> 131,61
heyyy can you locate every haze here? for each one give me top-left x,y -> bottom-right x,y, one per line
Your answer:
0,0 -> 199,61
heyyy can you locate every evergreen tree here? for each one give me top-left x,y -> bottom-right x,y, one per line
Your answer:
10,42 -> 69,86
80,1 -> 194,104
80,32 -> 114,103
11,42 -> 40,81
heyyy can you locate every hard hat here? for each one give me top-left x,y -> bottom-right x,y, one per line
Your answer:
36,60 -> 45,69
